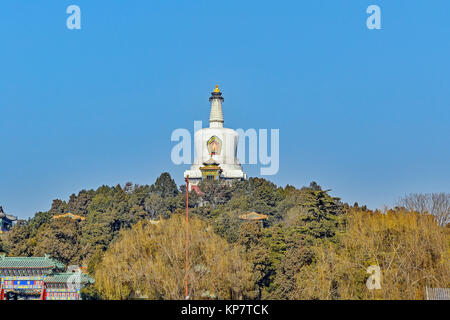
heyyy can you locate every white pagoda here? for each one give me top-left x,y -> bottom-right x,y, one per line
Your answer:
184,85 -> 247,188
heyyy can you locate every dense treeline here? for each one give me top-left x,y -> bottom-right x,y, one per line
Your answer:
96,216 -> 255,300
296,208 -> 449,299
2,173 -> 182,265
1,173 -> 448,299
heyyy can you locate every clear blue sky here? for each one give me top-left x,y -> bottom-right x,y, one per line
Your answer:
1,1 -> 449,218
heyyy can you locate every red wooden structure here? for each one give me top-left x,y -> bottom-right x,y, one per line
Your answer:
39,283 -> 46,300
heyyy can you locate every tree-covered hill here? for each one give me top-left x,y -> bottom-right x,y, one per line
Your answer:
1,173 -> 448,300
2,173 -> 182,265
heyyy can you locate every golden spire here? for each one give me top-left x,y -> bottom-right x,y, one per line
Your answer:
213,84 -> 220,93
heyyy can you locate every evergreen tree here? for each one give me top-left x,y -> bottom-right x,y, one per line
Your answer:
238,222 -> 273,299
150,172 -> 179,198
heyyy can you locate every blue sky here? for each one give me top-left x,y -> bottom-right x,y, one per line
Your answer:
1,1 -> 449,218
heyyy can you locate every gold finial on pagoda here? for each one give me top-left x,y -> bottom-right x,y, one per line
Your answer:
213,85 -> 220,93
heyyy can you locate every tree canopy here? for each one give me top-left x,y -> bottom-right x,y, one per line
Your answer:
2,174 -> 448,300
95,215 -> 255,300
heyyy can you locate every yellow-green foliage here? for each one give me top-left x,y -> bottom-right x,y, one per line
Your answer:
295,208 -> 450,299
95,214 -> 255,300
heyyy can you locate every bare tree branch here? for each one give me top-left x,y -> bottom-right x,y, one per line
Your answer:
397,193 -> 450,226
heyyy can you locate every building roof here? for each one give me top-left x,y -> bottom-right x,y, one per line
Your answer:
239,212 -> 269,221
0,255 -> 65,270
53,212 -> 86,221
190,185 -> 204,195
202,157 -> 220,166
44,272 -> 94,285
0,206 -> 18,222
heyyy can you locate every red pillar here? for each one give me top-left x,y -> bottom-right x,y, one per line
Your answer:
39,283 -> 46,300
185,176 -> 189,299
0,287 -> 4,300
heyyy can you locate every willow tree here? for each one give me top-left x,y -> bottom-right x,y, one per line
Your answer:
95,214 -> 255,300
294,208 -> 450,299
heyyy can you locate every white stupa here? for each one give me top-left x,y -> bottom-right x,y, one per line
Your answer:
184,85 -> 247,187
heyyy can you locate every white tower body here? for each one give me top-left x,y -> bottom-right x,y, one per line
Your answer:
209,98 -> 224,128
184,86 -> 247,185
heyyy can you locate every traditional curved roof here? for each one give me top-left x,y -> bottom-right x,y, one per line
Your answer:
0,255 -> 65,270
239,212 -> 269,221
44,272 -> 94,284
53,212 -> 86,221
202,157 -> 220,166
0,206 -> 17,221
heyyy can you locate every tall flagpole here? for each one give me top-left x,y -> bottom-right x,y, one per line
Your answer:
185,176 -> 189,299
